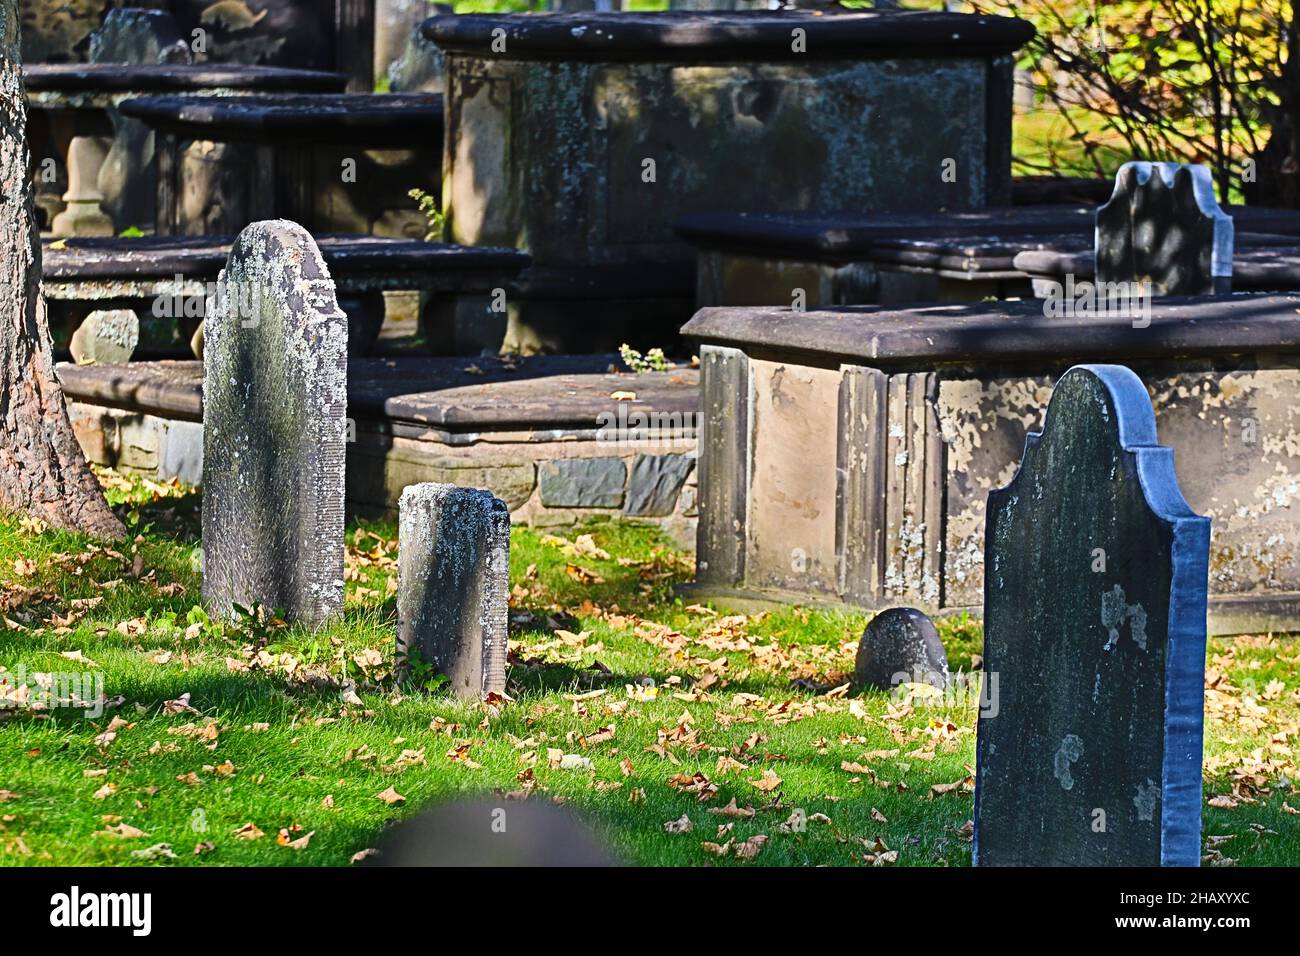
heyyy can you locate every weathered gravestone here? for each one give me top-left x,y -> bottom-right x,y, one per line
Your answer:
1096,162 -> 1233,296
854,607 -> 948,691
68,309 -> 139,365
202,220 -> 348,626
973,365 -> 1210,866
398,483 -> 510,700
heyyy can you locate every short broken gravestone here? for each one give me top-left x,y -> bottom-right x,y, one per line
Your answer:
1095,161 -> 1234,296
202,220 -> 348,626
397,483 -> 510,700
68,309 -> 139,365
974,364 -> 1210,867
854,607 -> 948,691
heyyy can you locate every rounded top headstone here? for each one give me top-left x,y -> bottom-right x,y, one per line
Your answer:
422,11 -> 1036,63
854,607 -> 948,691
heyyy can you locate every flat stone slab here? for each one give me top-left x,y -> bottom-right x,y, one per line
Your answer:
539,458 -> 627,508
682,293 -> 1300,369
677,204 -> 1300,264
41,235 -> 528,295
56,355 -> 701,431
676,206 -> 1097,262
23,64 -> 349,95
118,93 -> 443,148
1015,241 -> 1300,292
423,10 -> 1035,61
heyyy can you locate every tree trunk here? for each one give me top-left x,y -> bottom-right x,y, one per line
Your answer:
0,1 -> 124,541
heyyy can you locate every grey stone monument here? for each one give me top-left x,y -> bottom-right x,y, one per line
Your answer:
1095,162 -> 1234,296
398,482 -> 510,700
854,607 -> 948,691
202,220 -> 348,626
68,309 -> 139,366
974,364 -> 1210,867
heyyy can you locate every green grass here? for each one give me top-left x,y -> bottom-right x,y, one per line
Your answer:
0,471 -> 1296,866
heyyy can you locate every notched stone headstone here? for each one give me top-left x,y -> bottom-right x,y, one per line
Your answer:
854,607 -> 948,691
974,364 -> 1210,867
202,220 -> 348,626
69,309 -> 139,365
1096,161 -> 1233,295
397,482 -> 510,700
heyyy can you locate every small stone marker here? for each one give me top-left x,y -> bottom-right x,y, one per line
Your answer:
1095,161 -> 1233,295
854,607 -> 948,691
974,364 -> 1210,867
202,220 -> 348,626
398,482 -> 510,700
68,309 -> 139,365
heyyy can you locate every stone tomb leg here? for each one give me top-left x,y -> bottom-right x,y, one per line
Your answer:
202,220 -> 348,626
1095,162 -> 1234,296
397,483 -> 510,700
973,365 -> 1210,867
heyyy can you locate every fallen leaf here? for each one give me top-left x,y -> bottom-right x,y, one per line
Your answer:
663,814 -> 693,834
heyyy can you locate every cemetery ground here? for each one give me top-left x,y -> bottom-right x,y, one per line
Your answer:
0,469 -> 1297,868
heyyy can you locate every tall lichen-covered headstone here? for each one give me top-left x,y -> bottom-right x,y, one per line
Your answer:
974,365 -> 1210,867
397,483 -> 510,700
202,220 -> 347,626
1095,162 -> 1233,295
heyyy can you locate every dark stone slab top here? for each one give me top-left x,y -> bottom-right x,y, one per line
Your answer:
42,235 -> 528,291
1014,240 -> 1300,292
676,204 -> 1300,263
674,206 -> 1098,261
57,355 -> 700,431
682,294 -> 1300,370
422,11 -> 1035,62
24,63 -> 349,94
118,93 -> 443,148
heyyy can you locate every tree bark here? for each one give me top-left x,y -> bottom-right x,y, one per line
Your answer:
0,2 -> 124,540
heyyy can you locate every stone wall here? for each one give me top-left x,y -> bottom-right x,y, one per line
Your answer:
66,401 -> 699,544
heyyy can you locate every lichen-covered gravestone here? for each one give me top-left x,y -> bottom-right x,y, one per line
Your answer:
974,365 -> 1210,866
202,220 -> 348,625
1095,162 -> 1233,296
854,607 -> 948,691
398,483 -> 510,699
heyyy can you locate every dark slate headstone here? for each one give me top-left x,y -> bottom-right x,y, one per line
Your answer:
202,220 -> 348,626
974,364 -> 1210,867
538,458 -> 627,509
854,607 -> 948,691
624,454 -> 695,517
398,483 -> 510,700
1095,162 -> 1233,295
